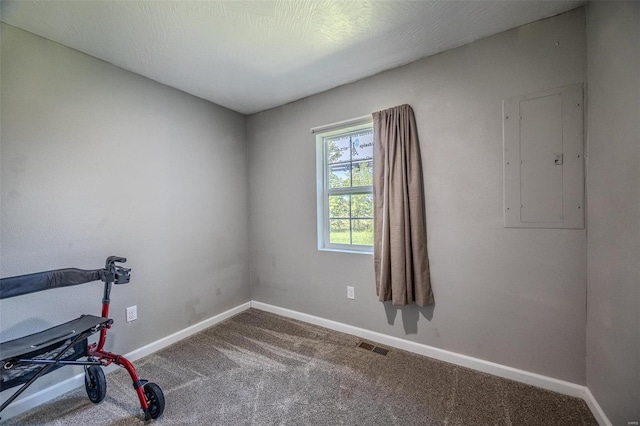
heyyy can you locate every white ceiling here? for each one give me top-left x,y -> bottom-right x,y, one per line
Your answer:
1,1 -> 584,115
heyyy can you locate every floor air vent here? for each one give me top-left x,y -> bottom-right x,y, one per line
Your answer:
371,346 -> 389,356
357,341 -> 389,356
357,342 -> 375,351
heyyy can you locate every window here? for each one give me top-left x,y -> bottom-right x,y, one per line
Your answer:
315,119 -> 374,253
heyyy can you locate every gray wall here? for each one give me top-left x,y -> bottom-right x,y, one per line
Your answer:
586,2 -> 640,425
247,8 -> 587,384
0,24 -> 250,392
2,5 -> 638,423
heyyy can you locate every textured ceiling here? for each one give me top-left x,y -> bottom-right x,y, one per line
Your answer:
1,1 -> 584,114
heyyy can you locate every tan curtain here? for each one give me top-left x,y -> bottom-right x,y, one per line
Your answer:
373,104 -> 434,306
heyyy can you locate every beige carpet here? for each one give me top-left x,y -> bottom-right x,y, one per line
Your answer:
4,309 -> 597,425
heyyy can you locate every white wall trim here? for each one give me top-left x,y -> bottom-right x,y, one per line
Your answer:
2,300 -> 612,426
251,301 -> 610,425
125,302 -> 250,361
583,388 -> 613,426
0,302 -> 251,422
310,114 -> 371,134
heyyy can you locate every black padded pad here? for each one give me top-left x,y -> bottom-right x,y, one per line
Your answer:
0,315 -> 111,361
0,268 -> 103,299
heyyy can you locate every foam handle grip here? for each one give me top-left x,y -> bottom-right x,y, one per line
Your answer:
0,268 -> 102,299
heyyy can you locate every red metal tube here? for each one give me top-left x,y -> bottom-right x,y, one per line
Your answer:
88,301 -> 148,412
96,303 -> 111,351
88,348 -> 149,411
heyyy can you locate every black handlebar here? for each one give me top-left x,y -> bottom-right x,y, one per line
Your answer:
103,256 -> 130,285
0,256 -> 131,299
105,256 -> 127,268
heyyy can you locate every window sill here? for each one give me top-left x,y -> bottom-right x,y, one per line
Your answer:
318,247 -> 373,255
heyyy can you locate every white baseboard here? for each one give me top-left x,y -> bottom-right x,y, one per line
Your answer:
0,302 -> 251,422
125,302 -> 250,361
251,301 -> 611,426
2,300 -> 612,426
583,388 -> 613,426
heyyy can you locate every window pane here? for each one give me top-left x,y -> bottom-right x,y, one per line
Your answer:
352,131 -> 374,161
329,195 -> 350,218
352,219 -> 373,246
351,193 -> 373,218
352,160 -> 373,187
329,219 -> 350,244
318,122 -> 374,251
326,136 -> 351,164
328,163 -> 351,188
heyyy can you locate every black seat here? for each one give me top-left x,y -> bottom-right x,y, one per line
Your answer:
0,315 -> 112,362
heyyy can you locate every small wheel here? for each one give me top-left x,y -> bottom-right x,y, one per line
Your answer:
84,366 -> 107,403
144,382 -> 165,420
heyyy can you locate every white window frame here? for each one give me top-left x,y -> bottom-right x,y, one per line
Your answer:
314,117 -> 374,254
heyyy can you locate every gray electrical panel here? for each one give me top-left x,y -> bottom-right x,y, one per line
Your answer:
503,84 -> 584,229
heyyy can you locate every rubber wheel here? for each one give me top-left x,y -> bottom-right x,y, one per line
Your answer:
84,366 -> 107,403
144,382 -> 165,420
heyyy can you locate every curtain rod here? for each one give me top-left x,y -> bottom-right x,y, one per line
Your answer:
310,114 -> 372,134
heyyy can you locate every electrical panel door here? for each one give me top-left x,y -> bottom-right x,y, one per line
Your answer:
503,84 -> 584,229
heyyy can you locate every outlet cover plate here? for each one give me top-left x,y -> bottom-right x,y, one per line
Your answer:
126,305 -> 137,322
347,286 -> 355,300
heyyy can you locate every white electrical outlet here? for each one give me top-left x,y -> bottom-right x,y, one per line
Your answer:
347,286 -> 355,300
126,305 -> 137,322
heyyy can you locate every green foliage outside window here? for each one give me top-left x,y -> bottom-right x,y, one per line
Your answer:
325,130 -> 374,247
